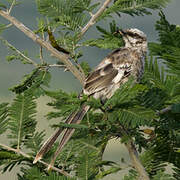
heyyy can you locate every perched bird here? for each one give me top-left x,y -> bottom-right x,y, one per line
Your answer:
33,28 -> 147,169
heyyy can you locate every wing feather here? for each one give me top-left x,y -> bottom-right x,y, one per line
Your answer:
83,48 -> 136,96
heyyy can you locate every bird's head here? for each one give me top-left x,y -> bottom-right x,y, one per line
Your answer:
119,28 -> 147,52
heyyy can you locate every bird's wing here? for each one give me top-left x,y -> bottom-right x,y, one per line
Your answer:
84,48 -> 133,96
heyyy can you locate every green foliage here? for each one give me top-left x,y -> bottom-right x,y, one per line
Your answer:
24,131 -> 46,154
10,68 -> 51,96
0,37 -> 33,64
43,173 -> 76,180
152,171 -> 174,180
0,24 -> 8,34
17,167 -> 45,180
0,149 -> 29,173
18,167 -> 76,180
100,0 -> 170,19
0,3 -> 7,9
149,11 -> 180,76
36,0 -> 92,31
142,57 -> 180,106
171,103 -> 180,113
53,122 -> 88,130
104,78 -> 147,109
140,149 -> 166,177
80,61 -> 91,76
8,91 -> 37,149
83,21 -> 124,49
95,166 -> 121,179
45,90 -> 81,119
122,169 -> 138,180
173,167 -> 180,180
0,103 -> 9,134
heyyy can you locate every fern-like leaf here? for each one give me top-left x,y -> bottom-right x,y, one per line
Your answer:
45,90 -> 81,119
108,106 -> 154,129
8,91 -> 37,150
100,0 -> 170,19
36,0 -> 89,31
149,11 -> 180,77
24,131 -> 45,154
0,149 -> 28,173
104,77 -> 147,110
10,68 -> 51,96
0,103 -> 8,134
83,21 -> 124,49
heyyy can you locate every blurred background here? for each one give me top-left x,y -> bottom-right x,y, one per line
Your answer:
0,0 -> 180,179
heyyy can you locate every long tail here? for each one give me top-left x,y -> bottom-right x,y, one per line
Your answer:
33,105 -> 90,165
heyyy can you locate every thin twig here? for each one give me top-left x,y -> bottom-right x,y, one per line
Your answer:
0,36 -> 38,67
48,64 -> 66,68
0,10 -> 85,85
39,46 -> 45,64
40,32 -> 45,64
77,63 -> 85,76
80,0 -> 112,37
8,0 -> 16,14
0,143 -> 72,177
5,23 -> 13,28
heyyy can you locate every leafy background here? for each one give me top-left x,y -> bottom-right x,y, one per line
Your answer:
0,0 -> 180,179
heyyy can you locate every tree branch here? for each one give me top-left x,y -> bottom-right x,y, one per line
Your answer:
0,143 -> 72,177
80,0 -> 112,37
120,127 -> 150,180
0,10 -> 85,85
125,142 -> 150,180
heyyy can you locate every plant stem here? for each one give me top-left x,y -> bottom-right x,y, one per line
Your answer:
120,126 -> 150,180
8,0 -> 16,14
0,10 -> 85,85
0,143 -> 72,177
125,141 -> 150,180
80,0 -> 112,37
0,36 -> 38,67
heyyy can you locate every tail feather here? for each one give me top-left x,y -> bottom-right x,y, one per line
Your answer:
33,105 -> 89,165
48,105 -> 90,170
33,111 -> 78,164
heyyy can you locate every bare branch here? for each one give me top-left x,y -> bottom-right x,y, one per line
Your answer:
39,46 -> 45,64
0,36 -> 38,67
48,64 -> 66,68
80,0 -> 112,37
120,127 -> 150,180
0,10 -> 85,85
125,142 -> 150,180
39,32 -> 46,64
0,143 -> 72,177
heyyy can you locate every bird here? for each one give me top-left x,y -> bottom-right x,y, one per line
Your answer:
33,28 -> 147,169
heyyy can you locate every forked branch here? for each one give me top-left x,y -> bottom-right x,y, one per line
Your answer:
80,0 -> 112,37
0,10 -> 85,85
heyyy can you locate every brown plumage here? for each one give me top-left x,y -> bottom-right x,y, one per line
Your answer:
33,28 -> 147,169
